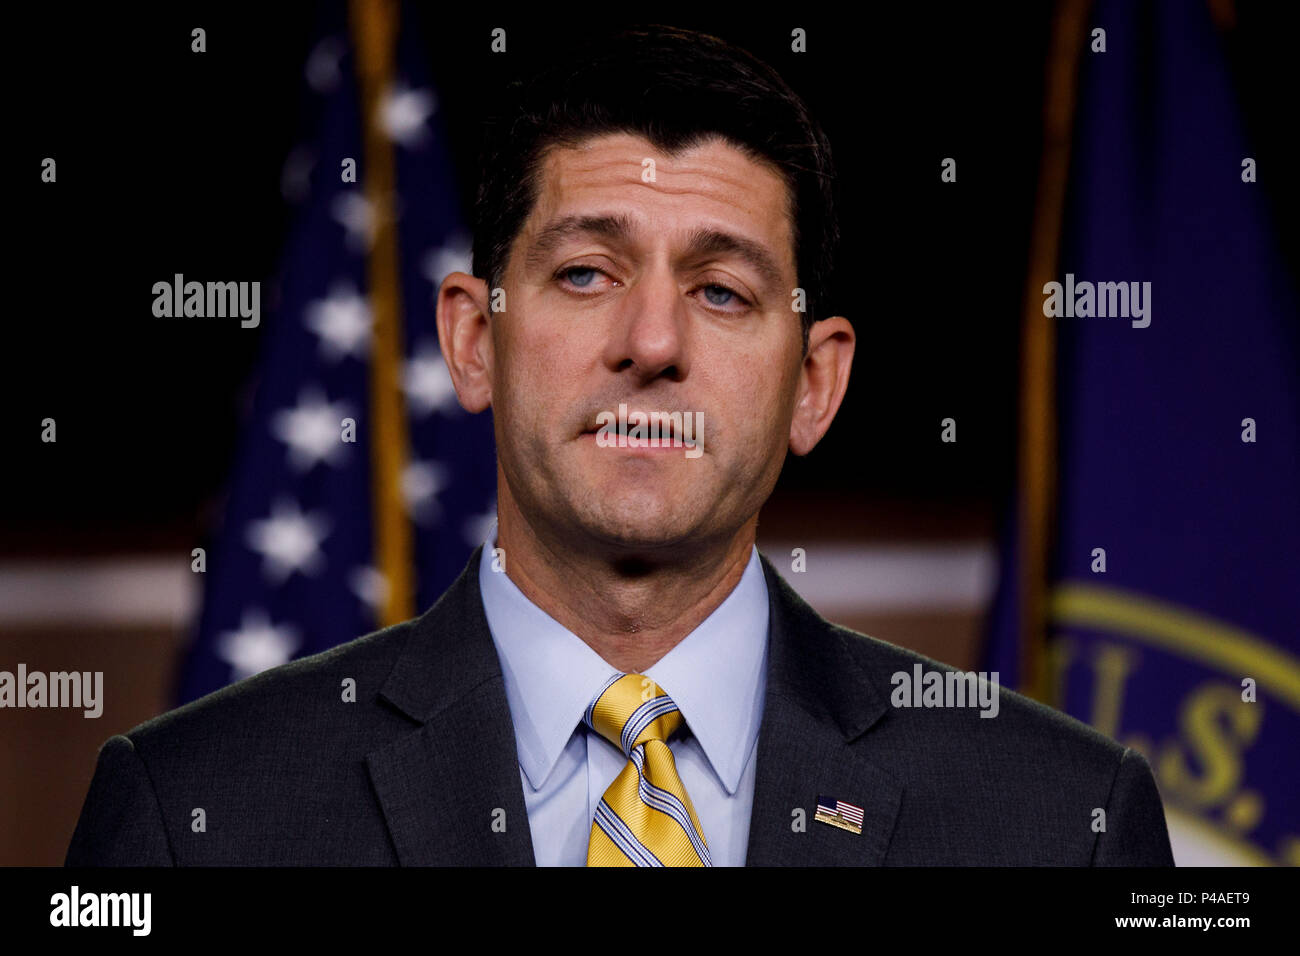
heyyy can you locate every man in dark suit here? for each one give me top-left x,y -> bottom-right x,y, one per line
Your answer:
67,25 -> 1174,866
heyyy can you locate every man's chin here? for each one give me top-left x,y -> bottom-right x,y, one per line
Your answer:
575,466 -> 703,504
569,506 -> 706,554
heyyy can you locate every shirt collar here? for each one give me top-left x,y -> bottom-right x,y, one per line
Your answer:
478,522 -> 769,795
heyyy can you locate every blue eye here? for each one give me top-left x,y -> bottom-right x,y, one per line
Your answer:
562,267 -> 598,287
703,285 -> 735,306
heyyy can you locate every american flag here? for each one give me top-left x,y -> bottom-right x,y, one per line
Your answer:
178,2 -> 496,704
816,796 -> 865,828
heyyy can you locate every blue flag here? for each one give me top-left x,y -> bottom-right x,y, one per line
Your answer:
987,0 -> 1300,865
179,2 -> 496,704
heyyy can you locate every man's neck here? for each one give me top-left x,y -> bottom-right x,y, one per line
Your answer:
494,500 -> 756,673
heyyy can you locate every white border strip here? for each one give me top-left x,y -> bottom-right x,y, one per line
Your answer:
0,559 -> 198,627
757,541 -> 997,614
0,542 -> 997,625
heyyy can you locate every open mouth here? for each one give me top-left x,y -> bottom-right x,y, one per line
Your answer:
579,406 -> 703,456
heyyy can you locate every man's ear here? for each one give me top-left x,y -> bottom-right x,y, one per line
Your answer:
435,271 -> 495,413
789,316 -> 855,456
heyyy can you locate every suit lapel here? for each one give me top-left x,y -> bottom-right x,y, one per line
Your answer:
366,546 -> 536,865
745,554 -> 904,866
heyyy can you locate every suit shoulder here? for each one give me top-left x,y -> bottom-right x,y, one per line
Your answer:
827,621 -> 1127,767
124,615 -> 419,749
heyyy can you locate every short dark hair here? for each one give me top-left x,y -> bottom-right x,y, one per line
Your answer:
471,24 -> 838,353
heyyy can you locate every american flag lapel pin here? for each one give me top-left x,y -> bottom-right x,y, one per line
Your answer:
814,795 -> 864,835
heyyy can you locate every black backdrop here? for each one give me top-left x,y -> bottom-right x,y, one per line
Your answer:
7,3 -> 1295,553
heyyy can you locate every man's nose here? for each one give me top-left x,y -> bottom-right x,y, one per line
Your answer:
603,265 -> 690,382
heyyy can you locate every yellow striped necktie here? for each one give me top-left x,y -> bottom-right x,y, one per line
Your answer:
584,673 -> 712,867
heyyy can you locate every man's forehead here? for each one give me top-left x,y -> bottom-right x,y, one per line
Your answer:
527,132 -> 794,259
540,131 -> 771,179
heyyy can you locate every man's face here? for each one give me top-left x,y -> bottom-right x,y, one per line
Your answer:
489,131 -> 805,557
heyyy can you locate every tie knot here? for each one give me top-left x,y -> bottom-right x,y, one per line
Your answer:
584,673 -> 683,756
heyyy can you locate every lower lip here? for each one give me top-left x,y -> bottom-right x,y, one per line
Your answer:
579,432 -> 698,453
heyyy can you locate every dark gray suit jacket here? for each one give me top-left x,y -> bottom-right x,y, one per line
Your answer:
66,546 -> 1175,865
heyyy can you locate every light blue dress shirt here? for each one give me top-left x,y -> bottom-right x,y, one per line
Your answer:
477,525 -> 770,866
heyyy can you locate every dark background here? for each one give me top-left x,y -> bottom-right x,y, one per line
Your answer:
5,2 -> 1296,553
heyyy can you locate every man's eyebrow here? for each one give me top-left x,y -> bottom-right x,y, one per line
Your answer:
524,214 -> 636,272
682,227 -> 787,293
523,214 -> 789,292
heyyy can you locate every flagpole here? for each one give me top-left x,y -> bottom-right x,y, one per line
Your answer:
1015,0 -> 1090,702
350,0 -> 416,626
